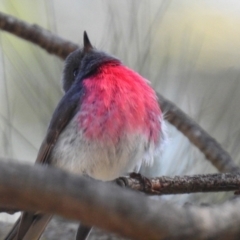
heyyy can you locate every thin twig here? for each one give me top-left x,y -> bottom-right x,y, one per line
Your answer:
117,172 -> 240,195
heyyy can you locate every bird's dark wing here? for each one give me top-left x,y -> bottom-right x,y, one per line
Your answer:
5,84 -> 84,240
36,84 -> 83,164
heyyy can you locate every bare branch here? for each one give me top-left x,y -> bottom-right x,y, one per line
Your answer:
0,12 -> 238,172
2,170 -> 240,218
117,172 -> 240,195
0,206 -> 19,214
3,171 -> 240,217
0,12 -> 78,59
158,93 -> 240,173
1,161 -> 240,239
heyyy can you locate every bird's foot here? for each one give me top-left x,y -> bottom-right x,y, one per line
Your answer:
129,172 -> 153,192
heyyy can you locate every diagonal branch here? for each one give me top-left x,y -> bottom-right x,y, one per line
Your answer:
0,11 -> 238,173
157,94 -> 240,173
0,12 -> 78,59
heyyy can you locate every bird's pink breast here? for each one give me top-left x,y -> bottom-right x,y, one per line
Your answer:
78,63 -> 161,145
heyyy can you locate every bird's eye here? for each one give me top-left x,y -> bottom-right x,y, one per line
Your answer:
73,68 -> 78,77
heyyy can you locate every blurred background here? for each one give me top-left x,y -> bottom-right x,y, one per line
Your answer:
0,0 -> 240,223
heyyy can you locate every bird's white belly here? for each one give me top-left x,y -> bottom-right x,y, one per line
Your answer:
50,114 -> 156,181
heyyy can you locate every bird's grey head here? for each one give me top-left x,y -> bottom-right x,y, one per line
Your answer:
62,31 -> 120,93
62,31 -> 93,92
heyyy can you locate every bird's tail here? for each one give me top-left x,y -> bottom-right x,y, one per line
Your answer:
76,224 -> 92,240
4,217 -> 21,240
5,212 -> 52,240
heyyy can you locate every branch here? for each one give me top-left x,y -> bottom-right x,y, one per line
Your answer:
0,12 -> 78,59
2,170 -> 240,216
0,11 -> 238,173
117,172 -> 240,195
1,161 -> 240,239
3,171 -> 240,216
157,93 -> 240,173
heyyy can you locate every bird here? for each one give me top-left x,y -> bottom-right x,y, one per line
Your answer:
5,31 -> 165,240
